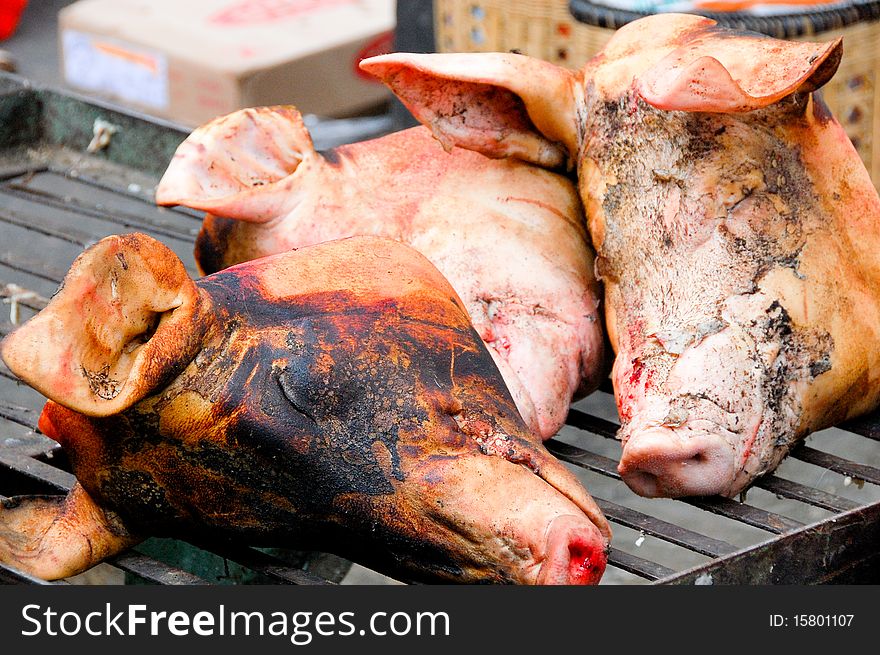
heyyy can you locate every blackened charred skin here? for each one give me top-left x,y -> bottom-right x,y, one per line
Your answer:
54,261 -> 525,577
98,469 -> 177,525
194,216 -> 239,275
198,268 -> 474,337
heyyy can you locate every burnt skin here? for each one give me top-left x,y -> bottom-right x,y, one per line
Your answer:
193,215 -> 239,277
36,248 -> 603,584
156,109 -> 604,442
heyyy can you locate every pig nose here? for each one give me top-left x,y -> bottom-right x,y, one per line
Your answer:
618,429 -> 736,498
535,515 -> 607,585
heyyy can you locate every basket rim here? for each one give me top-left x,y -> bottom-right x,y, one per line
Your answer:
568,0 -> 880,36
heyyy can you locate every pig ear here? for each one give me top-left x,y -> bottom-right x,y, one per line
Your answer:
0,234 -> 211,417
155,105 -> 318,223
360,53 -> 578,168
637,31 -> 843,113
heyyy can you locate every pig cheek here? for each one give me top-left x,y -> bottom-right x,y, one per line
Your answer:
611,332 -> 652,426
155,390 -> 216,444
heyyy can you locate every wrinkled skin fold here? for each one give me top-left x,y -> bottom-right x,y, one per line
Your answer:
361,13 -> 880,498
155,108 -> 605,440
0,233 -> 610,583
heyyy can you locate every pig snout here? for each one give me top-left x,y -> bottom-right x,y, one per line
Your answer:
618,428 -> 737,498
535,514 -> 607,585
504,505 -> 608,585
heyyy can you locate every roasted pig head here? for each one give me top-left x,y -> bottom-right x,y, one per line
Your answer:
155,107 -> 605,441
0,233 -> 609,583
362,13 -> 880,497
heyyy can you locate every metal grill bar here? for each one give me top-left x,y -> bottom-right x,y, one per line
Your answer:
546,438 -> 621,478
607,548 -> 675,581
0,451 -> 76,493
1,182 -> 199,246
194,543 -> 335,586
682,497 -> 803,534
753,475 -> 860,513
791,446 -> 880,486
0,400 -> 41,428
111,553 -> 211,586
0,236 -> 71,283
565,408 -> 618,438
595,498 -> 738,557
839,414 -> 880,441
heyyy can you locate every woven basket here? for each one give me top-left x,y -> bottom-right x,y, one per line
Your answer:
434,0 -> 880,191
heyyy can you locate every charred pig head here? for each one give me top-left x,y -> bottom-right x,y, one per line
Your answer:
362,13 -> 880,497
0,233 -> 610,583
154,108 -> 605,441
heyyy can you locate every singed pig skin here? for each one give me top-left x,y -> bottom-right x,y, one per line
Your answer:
362,13 -> 880,497
156,113 -> 605,440
0,233 -> 609,583
587,93 -> 880,497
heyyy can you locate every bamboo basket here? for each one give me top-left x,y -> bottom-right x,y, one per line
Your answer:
434,0 -> 880,191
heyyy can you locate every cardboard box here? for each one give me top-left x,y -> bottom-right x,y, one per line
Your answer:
58,0 -> 396,127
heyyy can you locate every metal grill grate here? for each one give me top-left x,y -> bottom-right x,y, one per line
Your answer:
0,76 -> 878,585
549,396 -> 880,583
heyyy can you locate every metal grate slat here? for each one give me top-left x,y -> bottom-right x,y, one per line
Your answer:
546,438 -> 620,478
754,475 -> 861,513
607,548 -> 675,581
683,497 -> 803,534
6,170 -> 203,236
0,400 -> 42,429
110,552 -> 211,586
791,445 -> 880,486
0,451 -> 76,492
1,182 -> 200,248
596,497 -> 738,557
195,542 -> 335,586
565,408 -> 618,438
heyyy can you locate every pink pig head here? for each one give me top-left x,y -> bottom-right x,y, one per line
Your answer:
362,13 -> 880,498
